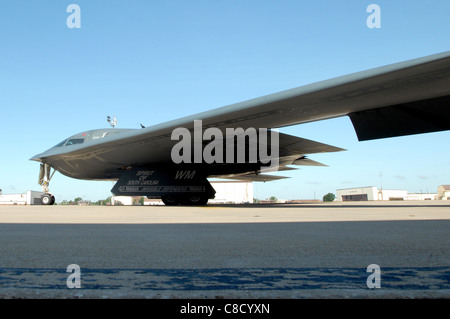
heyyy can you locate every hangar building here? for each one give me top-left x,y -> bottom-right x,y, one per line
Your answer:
336,186 -> 438,201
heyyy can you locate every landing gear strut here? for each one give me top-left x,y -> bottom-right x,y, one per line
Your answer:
38,163 -> 56,205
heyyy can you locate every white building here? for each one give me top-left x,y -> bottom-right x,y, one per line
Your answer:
336,186 -> 434,201
111,196 -> 135,206
437,185 -> 450,200
208,181 -> 253,204
0,191 -> 45,205
406,193 -> 437,201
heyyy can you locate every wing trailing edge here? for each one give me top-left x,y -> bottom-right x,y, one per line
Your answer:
349,95 -> 450,141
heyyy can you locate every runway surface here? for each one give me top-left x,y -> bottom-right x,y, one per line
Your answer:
0,202 -> 449,298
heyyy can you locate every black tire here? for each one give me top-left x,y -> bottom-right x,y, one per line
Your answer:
161,196 -> 180,206
41,194 -> 54,205
181,195 -> 208,206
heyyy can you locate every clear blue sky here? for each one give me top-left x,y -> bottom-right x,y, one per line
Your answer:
0,1 -> 449,201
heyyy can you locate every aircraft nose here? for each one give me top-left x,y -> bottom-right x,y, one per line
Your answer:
30,155 -> 41,162
30,152 -> 45,162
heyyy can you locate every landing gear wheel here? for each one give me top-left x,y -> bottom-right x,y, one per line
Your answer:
38,163 -> 56,205
181,195 -> 208,206
161,196 -> 180,206
41,194 -> 55,205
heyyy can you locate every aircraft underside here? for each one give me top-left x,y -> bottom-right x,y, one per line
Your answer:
37,162 -> 268,206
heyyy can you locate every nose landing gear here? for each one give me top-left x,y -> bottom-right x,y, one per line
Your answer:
38,163 -> 56,205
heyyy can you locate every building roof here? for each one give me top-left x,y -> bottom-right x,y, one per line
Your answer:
440,185 -> 450,190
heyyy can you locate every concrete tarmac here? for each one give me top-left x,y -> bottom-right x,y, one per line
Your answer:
0,202 -> 449,298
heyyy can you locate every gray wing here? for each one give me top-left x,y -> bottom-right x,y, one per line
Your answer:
32,51 -> 450,180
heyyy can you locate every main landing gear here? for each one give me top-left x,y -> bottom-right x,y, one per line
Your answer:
38,163 -> 56,205
161,194 -> 209,206
112,166 -> 215,206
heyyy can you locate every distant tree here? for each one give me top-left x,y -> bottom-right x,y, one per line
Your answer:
323,193 -> 336,202
269,196 -> 278,202
94,197 -> 112,205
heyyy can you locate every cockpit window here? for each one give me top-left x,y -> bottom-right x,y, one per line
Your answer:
66,138 -> 85,146
54,139 -> 68,147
